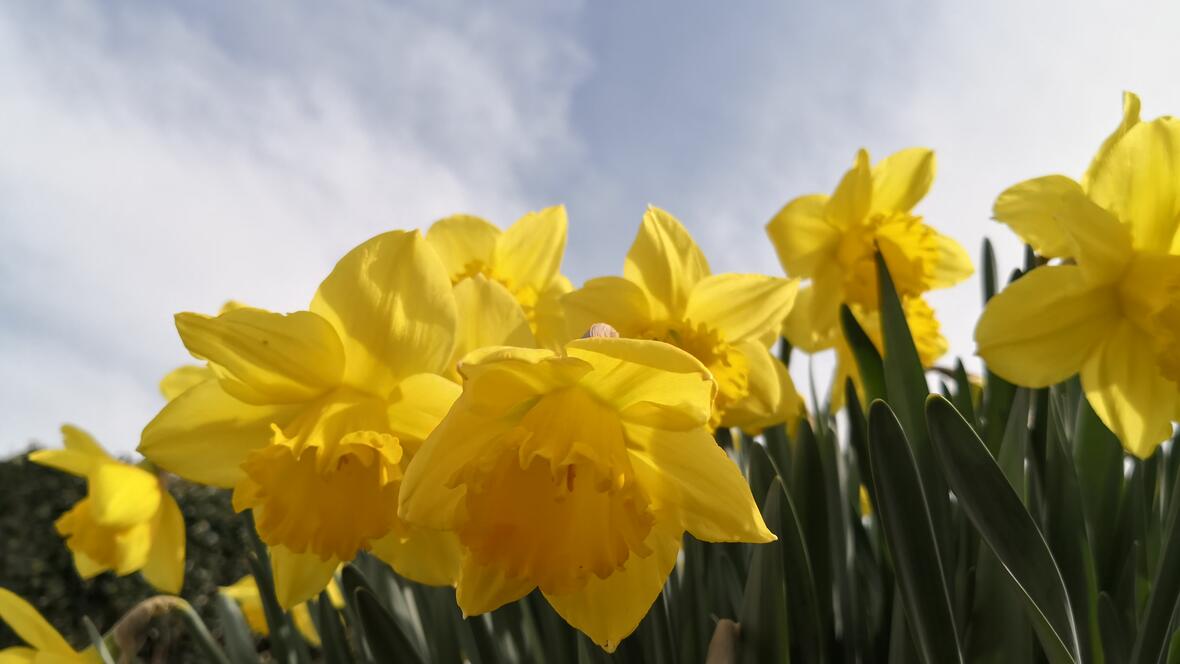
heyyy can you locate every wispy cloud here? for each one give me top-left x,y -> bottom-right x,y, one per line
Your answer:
0,1 -> 589,453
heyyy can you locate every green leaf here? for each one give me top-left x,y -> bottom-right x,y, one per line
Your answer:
951,359 -> 978,431
353,587 -> 427,664
1128,468 -> 1180,664
840,304 -> 885,404
315,589 -> 356,664
83,616 -> 117,664
1098,592 -> 1129,664
875,254 -> 950,560
867,400 -> 963,664
982,237 -> 998,304
926,395 -> 1080,664
214,594 -> 263,664
1044,388 -> 1099,664
788,419 -> 833,639
739,479 -> 790,664
967,390 -> 1034,664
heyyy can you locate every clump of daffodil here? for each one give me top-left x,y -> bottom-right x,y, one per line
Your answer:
766,148 -> 972,402
140,230 -> 463,608
563,207 -> 802,431
976,92 -> 1180,458
29,426 -> 185,594
426,206 -> 573,349
221,575 -> 344,647
398,331 -> 775,652
0,587 -> 97,662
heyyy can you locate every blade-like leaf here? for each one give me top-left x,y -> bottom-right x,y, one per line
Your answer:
840,304 -> 885,405
739,479 -> 790,664
867,400 -> 963,663
875,254 -> 950,562
353,587 -> 426,664
316,589 -> 356,664
214,594 -> 263,664
926,395 -> 1080,664
1129,470 -> 1180,664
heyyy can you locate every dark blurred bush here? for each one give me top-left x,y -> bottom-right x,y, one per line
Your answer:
0,449 -> 252,659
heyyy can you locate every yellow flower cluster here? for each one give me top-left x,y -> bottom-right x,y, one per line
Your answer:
9,90 -> 1179,656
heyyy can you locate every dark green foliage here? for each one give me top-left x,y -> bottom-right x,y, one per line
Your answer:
0,450 -> 251,661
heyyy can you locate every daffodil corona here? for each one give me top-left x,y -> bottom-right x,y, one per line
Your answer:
139,230 -> 463,608
398,335 -> 775,651
976,92 -> 1180,458
563,207 -> 802,431
30,426 -> 185,594
766,148 -> 972,401
426,207 -> 573,350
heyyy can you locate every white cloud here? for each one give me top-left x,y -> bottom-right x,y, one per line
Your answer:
0,1 -> 589,454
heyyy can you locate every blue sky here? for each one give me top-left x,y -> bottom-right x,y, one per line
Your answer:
2,1 -> 1179,454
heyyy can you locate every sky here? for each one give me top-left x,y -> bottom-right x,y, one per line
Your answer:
2,1 -> 1179,455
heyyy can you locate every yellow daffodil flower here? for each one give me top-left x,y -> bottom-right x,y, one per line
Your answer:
425,207 -> 573,350
29,426 -> 185,594
139,230 -> 464,609
766,148 -> 972,402
563,207 -> 802,431
220,575 -> 344,647
976,92 -> 1180,458
0,587 -> 98,662
398,335 -> 775,651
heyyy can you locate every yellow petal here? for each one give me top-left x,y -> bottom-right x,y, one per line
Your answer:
765,193 -> 839,278
782,265 -> 843,352
370,527 -> 462,587
1081,319 -> 1178,459
975,266 -> 1119,387
544,524 -> 681,653
0,588 -> 73,654
993,175 -> 1084,258
72,553 -> 106,580
158,365 -> 214,401
495,205 -> 568,295
870,147 -> 935,214
387,372 -> 462,446
926,231 -> 975,289
139,379 -> 301,488
1086,113 -> 1180,252
623,422 -> 774,543
452,275 -> 536,368
721,341 -> 802,432
139,494 -> 185,594
533,274 -> 575,350
88,463 -> 162,528
561,276 -> 652,340
455,554 -> 535,617
0,646 -> 37,662
175,308 -> 344,404
291,604 -> 321,647
826,149 -> 872,227
30,426 -> 111,477
623,207 -> 711,320
1083,91 -> 1142,192
457,347 -> 589,415
425,214 -> 501,282
112,521 -> 153,575
269,545 -> 339,610
1056,191 -> 1133,284
310,230 -> 457,395
684,274 -> 798,343
565,337 -> 715,430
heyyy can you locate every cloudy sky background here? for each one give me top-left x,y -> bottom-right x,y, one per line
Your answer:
3,1 -> 1179,455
